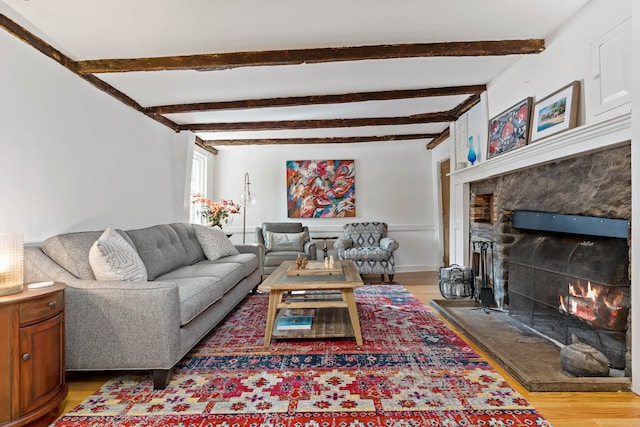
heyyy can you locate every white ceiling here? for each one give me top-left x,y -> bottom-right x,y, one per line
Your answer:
0,0 -> 592,145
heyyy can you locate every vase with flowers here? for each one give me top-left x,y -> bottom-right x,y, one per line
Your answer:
192,196 -> 241,229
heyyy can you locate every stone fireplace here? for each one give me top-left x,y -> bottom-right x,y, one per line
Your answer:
469,144 -> 631,375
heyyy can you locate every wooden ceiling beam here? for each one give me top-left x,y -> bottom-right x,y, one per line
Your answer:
0,14 -> 76,71
0,15 -> 181,132
426,128 -> 450,150
76,40 -> 545,74
181,111 -> 456,132
203,133 -> 437,146
452,93 -> 482,117
195,136 -> 218,154
145,85 -> 486,114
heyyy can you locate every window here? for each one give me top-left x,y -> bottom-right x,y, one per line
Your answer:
190,148 -> 208,224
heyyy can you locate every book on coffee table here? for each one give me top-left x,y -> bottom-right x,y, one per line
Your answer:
283,308 -> 316,317
276,315 -> 313,330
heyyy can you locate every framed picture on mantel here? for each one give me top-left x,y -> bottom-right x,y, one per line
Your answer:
487,97 -> 533,159
530,81 -> 580,143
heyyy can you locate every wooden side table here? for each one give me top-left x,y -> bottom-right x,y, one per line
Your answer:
0,283 -> 67,427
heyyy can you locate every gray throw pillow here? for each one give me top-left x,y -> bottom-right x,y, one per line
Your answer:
194,225 -> 239,261
263,231 -> 306,252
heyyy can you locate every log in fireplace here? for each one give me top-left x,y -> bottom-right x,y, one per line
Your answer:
508,211 -> 630,370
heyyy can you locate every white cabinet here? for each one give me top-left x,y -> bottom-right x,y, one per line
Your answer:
586,18 -> 631,122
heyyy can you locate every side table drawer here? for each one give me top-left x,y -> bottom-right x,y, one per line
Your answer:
19,290 -> 64,325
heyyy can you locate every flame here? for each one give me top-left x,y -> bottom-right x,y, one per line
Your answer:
559,279 -> 628,330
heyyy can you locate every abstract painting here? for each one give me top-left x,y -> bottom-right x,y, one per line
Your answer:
286,159 -> 355,218
487,97 -> 533,159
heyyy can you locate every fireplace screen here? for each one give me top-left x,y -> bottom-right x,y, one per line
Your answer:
508,233 -> 630,369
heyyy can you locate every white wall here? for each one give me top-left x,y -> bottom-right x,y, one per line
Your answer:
0,26 -> 190,243
211,140 -> 439,271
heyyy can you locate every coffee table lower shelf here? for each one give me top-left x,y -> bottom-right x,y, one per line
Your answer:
272,307 -> 354,340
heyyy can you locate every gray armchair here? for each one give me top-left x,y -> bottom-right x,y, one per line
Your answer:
334,222 -> 399,282
256,222 -> 317,275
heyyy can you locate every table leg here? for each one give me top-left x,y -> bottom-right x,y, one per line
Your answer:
342,288 -> 363,346
263,290 -> 283,348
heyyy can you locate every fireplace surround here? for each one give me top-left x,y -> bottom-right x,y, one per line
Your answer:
469,144 -> 631,375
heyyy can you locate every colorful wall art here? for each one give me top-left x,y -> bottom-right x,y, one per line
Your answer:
286,159 -> 356,218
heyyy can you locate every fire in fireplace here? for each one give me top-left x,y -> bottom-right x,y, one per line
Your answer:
559,279 -> 628,332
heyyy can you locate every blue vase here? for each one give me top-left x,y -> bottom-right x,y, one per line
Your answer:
467,136 -> 477,165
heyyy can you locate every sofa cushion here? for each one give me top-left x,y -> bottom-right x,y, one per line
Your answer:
156,261 -> 244,294
263,231 -> 307,252
193,225 -> 239,261
125,225 -> 188,280
170,277 -> 225,325
89,227 -> 148,281
170,223 -> 206,265
213,253 -> 258,277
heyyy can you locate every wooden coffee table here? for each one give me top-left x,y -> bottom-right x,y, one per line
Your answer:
258,260 -> 364,348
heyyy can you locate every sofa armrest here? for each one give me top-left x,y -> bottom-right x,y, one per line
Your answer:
380,237 -> 399,252
235,243 -> 265,275
235,243 -> 262,257
333,239 -> 352,251
64,279 -> 182,370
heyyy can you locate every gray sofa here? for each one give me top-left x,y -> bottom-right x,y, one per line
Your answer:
23,223 -> 263,389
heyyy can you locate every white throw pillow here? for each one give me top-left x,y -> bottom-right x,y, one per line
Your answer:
89,227 -> 148,281
264,231 -> 306,252
194,225 -> 239,261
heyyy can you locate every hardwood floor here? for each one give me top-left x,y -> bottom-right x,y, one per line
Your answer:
60,271 -> 640,426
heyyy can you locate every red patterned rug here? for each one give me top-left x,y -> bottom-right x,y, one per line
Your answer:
53,285 -> 552,426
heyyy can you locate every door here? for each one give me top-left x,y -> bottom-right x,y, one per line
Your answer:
440,159 -> 451,266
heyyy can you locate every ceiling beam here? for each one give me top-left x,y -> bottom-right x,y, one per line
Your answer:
181,111 -> 456,132
195,137 -> 218,154
426,128 -> 450,150
76,40 -> 545,74
203,134 -> 437,146
0,14 -> 181,132
452,93 -> 482,117
145,85 -> 486,114
0,14 -> 75,71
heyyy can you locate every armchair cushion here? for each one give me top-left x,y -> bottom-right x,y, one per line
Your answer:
264,231 -> 307,252
340,247 -> 392,261
344,222 -> 387,247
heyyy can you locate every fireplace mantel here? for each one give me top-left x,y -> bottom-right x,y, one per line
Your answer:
450,113 -> 631,184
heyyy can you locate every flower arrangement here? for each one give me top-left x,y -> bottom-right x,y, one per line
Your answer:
192,196 -> 241,228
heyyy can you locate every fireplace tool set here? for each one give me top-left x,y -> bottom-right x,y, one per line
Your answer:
438,240 -> 496,314
473,241 -> 496,312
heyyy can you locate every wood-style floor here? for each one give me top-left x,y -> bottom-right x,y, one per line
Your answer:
61,271 -> 640,426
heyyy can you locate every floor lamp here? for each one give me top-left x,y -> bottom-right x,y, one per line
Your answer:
240,172 -> 256,243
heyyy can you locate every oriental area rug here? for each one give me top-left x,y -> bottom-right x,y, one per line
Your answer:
52,285 -> 553,427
